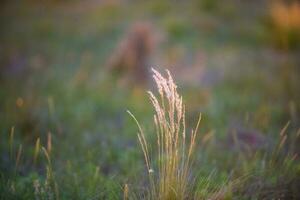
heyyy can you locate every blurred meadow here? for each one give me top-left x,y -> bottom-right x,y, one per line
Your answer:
0,0 -> 300,199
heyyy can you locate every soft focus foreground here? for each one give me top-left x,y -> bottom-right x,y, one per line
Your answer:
0,0 -> 300,199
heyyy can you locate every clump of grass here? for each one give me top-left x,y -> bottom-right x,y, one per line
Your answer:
128,68 -> 201,200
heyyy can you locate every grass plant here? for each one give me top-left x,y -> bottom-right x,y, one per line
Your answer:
128,69 -> 201,200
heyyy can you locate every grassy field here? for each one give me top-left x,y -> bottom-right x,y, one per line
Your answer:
0,0 -> 300,199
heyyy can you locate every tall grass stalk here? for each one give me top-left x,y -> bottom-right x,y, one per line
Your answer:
9,126 -> 15,159
47,132 -> 52,155
123,183 -> 129,200
42,147 -> 60,200
128,68 -> 201,200
33,138 -> 40,166
15,144 -> 22,171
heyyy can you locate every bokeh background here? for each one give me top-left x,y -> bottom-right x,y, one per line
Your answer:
0,0 -> 300,199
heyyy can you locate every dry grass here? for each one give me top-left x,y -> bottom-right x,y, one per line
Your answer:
128,69 -> 201,200
269,1 -> 300,49
270,1 -> 300,31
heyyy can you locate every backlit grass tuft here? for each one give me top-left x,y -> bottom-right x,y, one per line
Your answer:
128,68 -> 201,200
